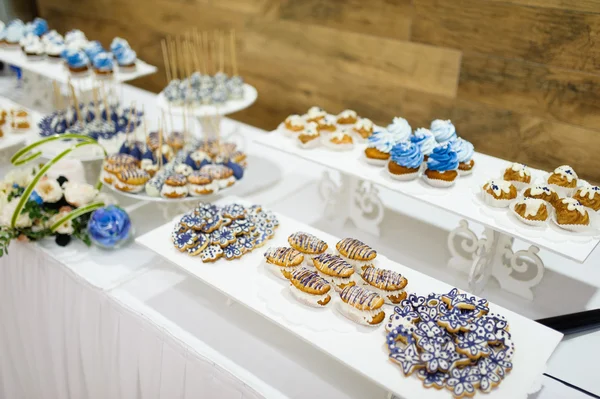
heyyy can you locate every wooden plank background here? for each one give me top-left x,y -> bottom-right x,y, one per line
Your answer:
36,0 -> 600,182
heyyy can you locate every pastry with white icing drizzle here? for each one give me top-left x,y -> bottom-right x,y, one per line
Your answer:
338,285 -> 385,326
336,109 -> 358,125
513,198 -> 548,222
288,231 -> 328,264
296,122 -> 320,149
284,114 -> 304,133
503,162 -> 531,184
289,267 -> 332,307
336,237 -> 377,270
523,184 -> 559,206
547,165 -> 578,189
483,180 -> 517,201
573,185 -> 600,211
360,266 -> 408,305
554,198 -> 590,226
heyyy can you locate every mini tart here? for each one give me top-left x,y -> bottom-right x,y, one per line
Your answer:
336,109 -> 358,125
364,147 -> 390,162
360,267 -> 408,305
289,267 -> 332,307
297,122 -> 320,147
336,237 -> 377,270
305,106 -> 326,122
523,185 -> 559,206
424,169 -> 458,182
317,116 -> 337,132
114,168 -> 150,193
573,185 -> 600,211
353,118 -> 373,139
513,198 -> 549,222
555,198 -> 590,226
503,162 -> 531,184
161,174 -> 189,198
264,247 -> 305,280
312,253 -> 355,292
338,285 -> 385,326
482,180 -> 517,200
287,231 -> 328,263
459,159 -> 475,172
547,165 -> 578,188
284,114 -> 304,132
187,171 -> 215,196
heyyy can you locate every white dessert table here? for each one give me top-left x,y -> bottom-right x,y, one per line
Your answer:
0,82 -> 598,399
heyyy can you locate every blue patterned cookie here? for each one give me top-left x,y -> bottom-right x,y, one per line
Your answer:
180,213 -> 206,231
221,203 -> 246,219
416,369 -> 447,390
413,320 -> 448,346
201,214 -> 223,233
253,230 -> 270,248
419,338 -> 451,373
486,348 -> 513,377
474,357 -> 502,393
223,242 -> 243,260
194,203 -> 218,219
210,226 -> 236,247
172,230 -> 197,252
230,219 -> 255,235
200,244 -> 224,263
456,331 -> 492,360
389,342 -> 424,376
386,325 -> 416,351
445,366 -> 480,398
236,235 -> 255,253
385,304 -> 420,332
438,307 -> 473,333
185,233 -> 209,255
444,341 -> 471,369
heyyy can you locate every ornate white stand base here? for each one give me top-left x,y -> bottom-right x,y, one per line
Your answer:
447,220 -> 545,300
318,171 -> 384,236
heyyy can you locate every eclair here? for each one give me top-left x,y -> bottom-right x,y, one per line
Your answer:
264,247 -> 304,280
360,267 -> 408,305
338,285 -> 385,326
312,253 -> 355,292
336,238 -> 377,271
289,267 -> 332,307
287,231 -> 328,266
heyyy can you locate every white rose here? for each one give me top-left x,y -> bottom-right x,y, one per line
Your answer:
63,182 -> 98,208
0,200 -> 32,228
35,179 -> 63,203
95,192 -> 118,206
4,168 -> 35,188
47,211 -> 74,235
0,181 -> 12,194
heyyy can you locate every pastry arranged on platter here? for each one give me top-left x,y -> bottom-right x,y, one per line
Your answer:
324,129 -> 354,151
523,185 -> 559,206
410,128 -> 436,161
336,109 -> 358,125
547,165 -> 578,189
360,267 -> 408,305
430,119 -> 457,143
296,122 -> 320,149
312,253 -> 356,292
503,162 -> 531,185
573,185 -> 600,211
423,143 -> 459,187
482,180 -> 517,207
317,115 -> 337,132
338,285 -> 385,326
554,198 -> 590,226
305,106 -> 326,123
450,137 -> 475,176
283,114 -> 304,133
387,141 -> 423,181
387,117 -> 412,143
289,267 -> 332,307
353,118 -> 373,139
512,198 -> 549,223
287,231 -> 328,265
264,247 -> 305,280
364,129 -> 399,165
335,237 -> 377,270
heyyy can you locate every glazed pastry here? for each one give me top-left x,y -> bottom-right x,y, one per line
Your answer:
353,118 -> 373,139
338,285 -> 385,326
430,119 -> 457,143
547,165 -> 578,189
312,253 -> 355,292
287,231 -> 328,264
161,174 -> 189,198
296,122 -> 320,149
450,138 -> 475,175
45,40 -> 64,61
264,247 -> 304,280
336,237 -> 377,270
305,106 -> 326,122
503,163 -> 531,184
188,171 -> 216,196
200,164 -> 236,188
317,115 -> 337,132
289,267 -> 332,307
554,198 -> 590,226
113,168 -> 150,193
336,109 -> 358,125
167,131 -> 184,151
360,267 -> 408,305
424,143 -> 459,187
283,114 -> 304,132
387,141 -> 423,181
482,180 -> 517,207
105,153 -> 139,166
513,198 -> 548,222
387,117 -> 412,143
364,129 -> 399,166
324,129 -> 354,151
573,185 -> 600,211
523,185 -> 559,206
102,161 -> 134,185
410,128 -> 436,160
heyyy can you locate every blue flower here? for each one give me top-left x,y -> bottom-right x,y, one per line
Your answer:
87,205 -> 132,248
29,190 -> 43,205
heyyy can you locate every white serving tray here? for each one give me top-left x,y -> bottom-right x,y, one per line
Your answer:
136,195 -> 563,399
0,97 -> 36,151
253,132 -> 599,263
0,47 -> 157,88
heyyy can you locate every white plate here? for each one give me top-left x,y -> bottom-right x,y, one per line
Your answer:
101,180 -> 235,203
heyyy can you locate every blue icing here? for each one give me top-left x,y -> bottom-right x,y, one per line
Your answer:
116,47 -> 136,66
427,143 -> 458,172
225,161 -> 244,180
85,41 -> 105,61
64,49 -> 88,68
92,52 -> 113,71
450,137 -> 474,164
110,37 -> 129,57
390,141 -> 423,169
387,117 -> 412,142
410,128 -> 437,156
367,129 -> 400,153
430,119 -> 457,143
32,18 -> 48,36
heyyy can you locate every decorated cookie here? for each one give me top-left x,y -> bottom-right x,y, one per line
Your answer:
223,242 -> 244,260
417,369 -> 448,390
172,230 -> 197,252
180,213 -> 206,231
230,218 -> 255,235
201,214 -> 223,233
236,235 -> 255,253
389,342 -> 424,376
185,233 -> 209,255
419,338 -> 452,373
200,244 -> 224,263
455,332 -> 492,360
445,366 -> 480,398
221,203 -> 246,219
210,226 -> 236,247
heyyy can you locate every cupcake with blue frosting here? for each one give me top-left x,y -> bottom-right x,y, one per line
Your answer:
410,128 -> 436,160
5,20 -> 25,48
387,141 -> 423,181
110,37 -> 129,57
364,129 -> 402,166
424,142 -> 459,187
64,49 -> 89,74
115,47 -> 137,71
30,18 -> 48,37
92,52 -> 114,77
450,137 -> 475,176
430,119 -> 457,143
387,117 -> 412,142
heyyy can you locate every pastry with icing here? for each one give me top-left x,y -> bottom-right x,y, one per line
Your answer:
387,141 -> 423,181
423,143 -> 459,187
503,162 -> 531,185
45,40 -> 65,61
24,39 -> 44,60
430,119 -> 457,143
338,285 -> 385,326
450,137 -> 475,176
312,253 -> 355,292
113,168 -> 150,193
512,198 -> 548,223
352,118 -> 373,140
84,40 -> 104,62
305,106 -> 326,122
336,237 -> 377,270
161,174 -> 189,198
200,164 -> 235,188
523,185 -> 559,206
387,117 -> 412,142
92,52 -> 114,77
360,267 -> 408,304
264,247 -> 305,280
289,267 -> 332,307
187,171 -> 216,196
116,47 -> 137,71
101,161 -> 134,185
410,128 -> 436,160
336,109 -> 358,125
482,180 -> 517,207
324,129 -> 354,151
364,129 -> 399,166
63,49 -> 89,74
573,185 -> 600,211
547,165 -> 578,189
283,114 -> 304,133
288,231 -> 328,265
554,198 -> 590,226
296,121 -> 320,149
4,20 -> 24,48
317,115 -> 337,132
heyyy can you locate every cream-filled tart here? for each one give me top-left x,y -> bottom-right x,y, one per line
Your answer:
482,180 -> 517,207
288,231 -> 328,265
573,185 -> 600,212
305,106 -> 326,123
523,184 -> 559,206
512,198 -> 549,223
283,114 -> 304,133
554,198 -> 590,226
264,247 -> 304,280
296,122 -> 320,149
317,115 -> 337,132
360,267 -> 408,305
324,129 -> 354,151
353,118 -> 374,139
289,267 -> 332,307
338,285 -> 385,326
548,165 -> 578,189
312,253 -> 355,292
503,162 -> 531,185
335,237 -> 377,271
336,109 -> 358,125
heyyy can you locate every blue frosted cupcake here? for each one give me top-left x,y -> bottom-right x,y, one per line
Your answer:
430,119 -> 457,143
92,52 -> 114,77
388,141 -> 423,181
364,129 -> 401,166
410,128 -> 437,160
387,117 -> 412,142
450,137 -> 475,176
64,49 -> 89,75
424,143 -> 459,187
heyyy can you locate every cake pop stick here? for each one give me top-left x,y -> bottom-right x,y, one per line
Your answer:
158,116 -> 163,169
100,82 -> 110,122
230,29 -> 238,77
68,80 -> 83,125
161,39 -> 172,83
92,87 -> 100,120
124,102 -> 136,149
198,30 -> 207,75
210,31 -> 218,75
168,37 -> 177,80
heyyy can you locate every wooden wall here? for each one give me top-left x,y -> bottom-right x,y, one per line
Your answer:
36,0 -> 600,182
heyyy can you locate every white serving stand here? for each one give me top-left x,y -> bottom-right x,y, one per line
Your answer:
136,195 -> 563,399
253,131 -> 600,300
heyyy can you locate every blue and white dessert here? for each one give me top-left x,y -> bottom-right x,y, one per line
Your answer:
430,119 -> 457,143
110,37 -> 129,57
364,129 -> 403,166
410,128 -> 437,159
92,52 -> 114,76
64,49 -> 89,74
84,40 -> 104,61
5,20 -> 25,47
450,137 -> 475,176
424,143 -> 459,187
30,18 -> 48,37
115,47 -> 136,70
388,141 -> 423,181
387,117 -> 412,142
